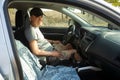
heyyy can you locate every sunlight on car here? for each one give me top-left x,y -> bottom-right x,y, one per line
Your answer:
0,74 -> 4,80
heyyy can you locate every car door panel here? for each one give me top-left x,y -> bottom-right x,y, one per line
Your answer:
40,27 -> 68,41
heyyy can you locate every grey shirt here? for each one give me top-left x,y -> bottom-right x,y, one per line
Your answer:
25,25 -> 54,51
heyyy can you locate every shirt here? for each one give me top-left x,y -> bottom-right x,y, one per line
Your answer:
25,25 -> 54,51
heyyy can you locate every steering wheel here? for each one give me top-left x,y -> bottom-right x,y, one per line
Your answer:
62,25 -> 76,45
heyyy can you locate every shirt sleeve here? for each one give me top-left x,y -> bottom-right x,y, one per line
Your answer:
25,26 -> 37,42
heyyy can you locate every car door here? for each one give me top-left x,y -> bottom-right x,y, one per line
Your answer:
40,27 -> 67,41
0,4 -> 23,80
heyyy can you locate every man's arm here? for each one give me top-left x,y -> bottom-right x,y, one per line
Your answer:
29,40 -> 62,57
47,39 -> 61,44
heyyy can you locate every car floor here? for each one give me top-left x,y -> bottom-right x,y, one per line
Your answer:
78,70 -> 118,80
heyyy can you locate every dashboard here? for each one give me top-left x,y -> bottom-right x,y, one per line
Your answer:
72,25 -> 120,78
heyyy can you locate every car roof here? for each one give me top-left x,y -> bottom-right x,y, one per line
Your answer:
8,0 -> 120,16
8,0 -> 119,11
7,0 -> 120,26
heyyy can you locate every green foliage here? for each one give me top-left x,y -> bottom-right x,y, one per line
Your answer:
112,2 -> 120,6
105,0 -> 119,3
104,0 -> 120,6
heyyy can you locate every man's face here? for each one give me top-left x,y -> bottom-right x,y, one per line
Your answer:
30,15 -> 43,27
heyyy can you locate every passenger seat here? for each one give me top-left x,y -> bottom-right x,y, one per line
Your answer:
14,10 -> 29,49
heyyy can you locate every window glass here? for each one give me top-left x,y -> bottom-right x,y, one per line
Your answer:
41,9 -> 70,28
8,8 -> 17,27
67,7 -> 108,27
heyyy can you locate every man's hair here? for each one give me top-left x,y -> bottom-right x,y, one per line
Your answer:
30,7 -> 44,17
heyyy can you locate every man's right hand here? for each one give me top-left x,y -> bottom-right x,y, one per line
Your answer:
51,51 -> 63,58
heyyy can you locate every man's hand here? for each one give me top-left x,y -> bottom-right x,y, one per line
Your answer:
51,51 -> 64,58
52,40 -> 61,44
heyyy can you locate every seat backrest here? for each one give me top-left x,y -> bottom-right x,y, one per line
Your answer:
15,10 -> 24,30
14,10 -> 29,48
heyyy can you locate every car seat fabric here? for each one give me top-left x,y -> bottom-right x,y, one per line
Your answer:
15,40 -> 80,80
15,40 -> 43,80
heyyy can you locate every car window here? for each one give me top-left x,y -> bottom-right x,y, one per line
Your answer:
41,9 -> 71,28
66,7 -> 120,30
67,7 -> 108,27
8,8 -> 17,27
77,11 -> 108,27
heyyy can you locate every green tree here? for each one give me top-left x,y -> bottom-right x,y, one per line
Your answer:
105,0 -> 119,3
104,0 -> 120,6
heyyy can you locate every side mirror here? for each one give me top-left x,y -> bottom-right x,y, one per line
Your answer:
108,24 -> 119,30
108,24 -> 113,30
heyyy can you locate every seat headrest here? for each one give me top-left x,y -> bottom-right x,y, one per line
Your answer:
15,10 -> 24,29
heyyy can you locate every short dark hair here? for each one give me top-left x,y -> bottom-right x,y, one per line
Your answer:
30,7 -> 44,17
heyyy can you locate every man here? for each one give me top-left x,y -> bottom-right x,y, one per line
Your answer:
25,7 -> 81,64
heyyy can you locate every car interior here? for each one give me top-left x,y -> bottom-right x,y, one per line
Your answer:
7,0 -> 120,80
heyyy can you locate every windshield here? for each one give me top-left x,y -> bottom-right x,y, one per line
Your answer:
67,7 -> 108,27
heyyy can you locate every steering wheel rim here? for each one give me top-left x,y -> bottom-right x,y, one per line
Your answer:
62,25 -> 76,45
